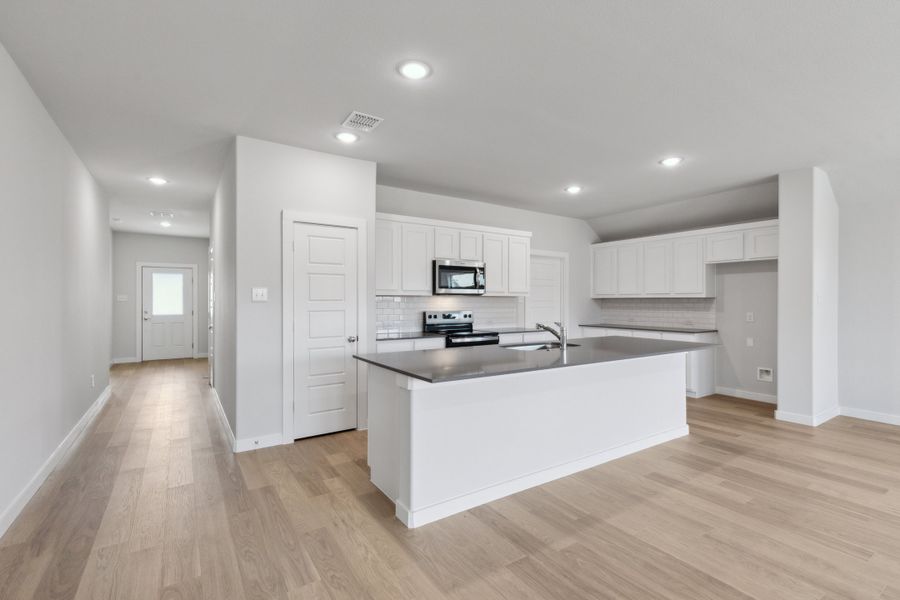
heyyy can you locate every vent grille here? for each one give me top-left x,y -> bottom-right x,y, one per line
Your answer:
341,111 -> 384,132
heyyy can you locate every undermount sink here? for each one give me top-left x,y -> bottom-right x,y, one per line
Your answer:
503,342 -> 581,351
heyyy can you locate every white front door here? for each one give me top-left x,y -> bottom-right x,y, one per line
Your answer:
293,222 -> 358,439
525,254 -> 564,328
142,267 -> 193,361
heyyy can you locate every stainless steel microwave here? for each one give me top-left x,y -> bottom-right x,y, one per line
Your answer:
433,260 -> 486,295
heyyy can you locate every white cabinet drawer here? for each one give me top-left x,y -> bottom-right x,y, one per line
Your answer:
414,338 -> 446,350
376,340 -> 415,353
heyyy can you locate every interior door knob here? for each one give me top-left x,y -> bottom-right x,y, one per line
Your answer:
347,336 -> 358,343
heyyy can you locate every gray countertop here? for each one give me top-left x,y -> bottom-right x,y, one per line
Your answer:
355,336 -> 716,384
579,323 -> 718,334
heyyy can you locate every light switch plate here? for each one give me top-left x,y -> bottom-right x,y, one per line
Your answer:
746,312 -> 755,322
116,294 -> 128,302
251,287 -> 268,302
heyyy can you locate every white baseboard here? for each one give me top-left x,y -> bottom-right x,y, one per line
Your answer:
840,406 -> 900,426
196,353 -> 208,359
210,387 -> 236,453
715,386 -> 777,404
776,404 -> 841,427
234,433 -> 284,453
395,425 -> 690,528
111,357 -> 139,364
0,385 -> 112,539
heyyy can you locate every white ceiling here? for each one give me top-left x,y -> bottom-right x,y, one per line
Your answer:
1,1 -> 899,237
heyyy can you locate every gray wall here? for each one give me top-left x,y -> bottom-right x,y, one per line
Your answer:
233,137 -> 376,443
0,42 -> 111,534
111,232 -> 209,361
211,142 -> 237,436
715,261 -> 778,398
377,185 -> 604,331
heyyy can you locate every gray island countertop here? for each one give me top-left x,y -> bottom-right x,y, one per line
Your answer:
355,335 -> 716,384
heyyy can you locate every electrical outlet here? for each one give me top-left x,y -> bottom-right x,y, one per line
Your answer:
746,337 -> 754,347
746,312 -> 755,322
757,367 -> 774,382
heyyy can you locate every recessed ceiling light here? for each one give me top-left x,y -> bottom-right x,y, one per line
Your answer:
147,176 -> 168,185
335,131 -> 359,144
398,60 -> 432,80
160,221 -> 172,228
659,156 -> 683,167
564,185 -> 583,195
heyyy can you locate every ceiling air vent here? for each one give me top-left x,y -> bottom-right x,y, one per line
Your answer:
341,111 -> 384,132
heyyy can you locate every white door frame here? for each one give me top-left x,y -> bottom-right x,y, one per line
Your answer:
526,249 -> 570,328
282,211 -> 368,444
135,262 -> 199,362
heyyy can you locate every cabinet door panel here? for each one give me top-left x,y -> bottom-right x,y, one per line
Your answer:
434,227 -> 460,259
591,246 -> 617,296
706,232 -> 744,262
672,236 -> 704,294
401,224 -> 434,294
459,230 -> 483,261
744,227 -> 778,259
375,219 -> 402,293
616,244 -> 642,295
643,241 -> 671,294
483,234 -> 508,295
507,235 -> 531,294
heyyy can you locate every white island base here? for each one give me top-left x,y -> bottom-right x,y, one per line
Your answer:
367,352 -> 689,528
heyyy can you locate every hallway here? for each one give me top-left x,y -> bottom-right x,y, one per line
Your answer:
3,361 -> 900,599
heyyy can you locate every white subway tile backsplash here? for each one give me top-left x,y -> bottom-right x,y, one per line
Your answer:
376,295 -> 521,334
598,298 -> 716,329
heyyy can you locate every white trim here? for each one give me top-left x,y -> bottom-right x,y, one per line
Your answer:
235,433 -> 284,453
395,425 -> 690,528
376,211 -> 532,238
0,385 -> 112,538
135,262 -> 199,361
282,211 -> 369,445
210,386 -> 236,452
111,357 -> 139,365
776,405 -> 841,427
715,386 -> 777,404
196,353 -> 208,359
840,406 -> 900,426
525,249 -> 570,330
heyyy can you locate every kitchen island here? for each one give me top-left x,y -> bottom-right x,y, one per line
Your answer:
354,336 -> 714,528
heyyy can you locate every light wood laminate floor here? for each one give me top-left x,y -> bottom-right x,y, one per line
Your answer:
2,359 -> 900,599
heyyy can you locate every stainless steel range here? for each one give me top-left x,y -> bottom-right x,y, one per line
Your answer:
423,311 -> 500,348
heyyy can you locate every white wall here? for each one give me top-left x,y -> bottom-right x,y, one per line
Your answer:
838,194 -> 900,423
377,185 -> 604,329
111,232 -> 209,361
211,142 -> 237,436
234,137 -> 376,445
715,261 -> 778,400
0,42 -> 111,535
776,168 -> 839,425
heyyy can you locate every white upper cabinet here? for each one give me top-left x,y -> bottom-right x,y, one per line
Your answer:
744,226 -> 778,260
459,230 -> 483,261
400,223 -> 434,295
591,245 -> 617,295
375,219 -> 402,294
616,244 -> 642,295
507,235 -> 531,294
376,214 -> 531,297
434,227 -> 460,259
590,220 -> 776,299
483,233 -> 509,295
642,241 -> 671,295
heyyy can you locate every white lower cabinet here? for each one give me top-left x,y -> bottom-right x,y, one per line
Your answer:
376,337 -> 445,353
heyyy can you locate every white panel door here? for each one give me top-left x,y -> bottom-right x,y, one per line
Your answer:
672,236 -> 705,294
142,267 -> 193,361
525,255 -> 563,329
591,246 -> 617,295
401,223 -> 434,294
374,219 -> 402,294
293,223 -> 358,439
643,241 -> 671,294
434,227 -> 460,259
483,234 -> 508,295
459,230 -> 483,261
507,236 -> 531,294
616,244 -> 642,295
